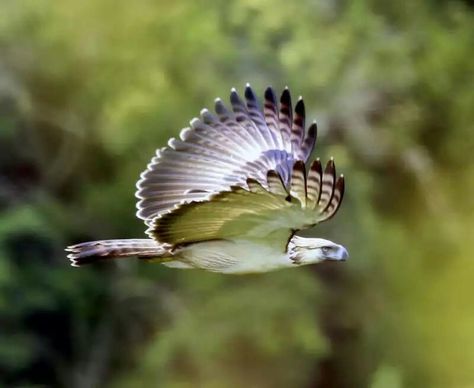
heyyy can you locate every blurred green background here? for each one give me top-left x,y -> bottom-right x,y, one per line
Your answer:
0,0 -> 473,387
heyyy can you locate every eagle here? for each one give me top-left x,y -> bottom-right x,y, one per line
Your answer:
66,85 -> 348,274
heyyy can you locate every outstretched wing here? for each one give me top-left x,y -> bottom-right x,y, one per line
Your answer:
150,159 -> 344,251
136,85 -> 317,227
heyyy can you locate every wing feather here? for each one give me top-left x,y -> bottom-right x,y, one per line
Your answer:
150,158 -> 345,250
266,170 -> 288,197
263,87 -> 283,149
300,121 -> 317,161
322,175 -> 345,220
291,97 -> 305,157
290,161 -> 307,207
136,85 -> 343,233
307,158 -> 322,208
318,158 -> 336,211
244,85 -> 273,144
279,87 -> 293,153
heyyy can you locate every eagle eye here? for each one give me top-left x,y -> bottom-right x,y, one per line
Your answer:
321,246 -> 332,254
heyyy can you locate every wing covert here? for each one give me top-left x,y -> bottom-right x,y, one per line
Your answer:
150,160 -> 345,251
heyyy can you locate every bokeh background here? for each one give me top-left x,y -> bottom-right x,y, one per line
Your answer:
0,0 -> 473,387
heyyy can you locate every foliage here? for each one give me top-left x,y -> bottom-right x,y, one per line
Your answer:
0,0 -> 473,387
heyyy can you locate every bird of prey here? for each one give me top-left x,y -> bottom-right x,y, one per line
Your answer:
66,85 -> 348,274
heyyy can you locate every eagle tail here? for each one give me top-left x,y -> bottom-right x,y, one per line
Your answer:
66,239 -> 171,267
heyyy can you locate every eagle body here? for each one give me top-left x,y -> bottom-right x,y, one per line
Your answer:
163,240 -> 292,274
67,85 -> 348,273
163,237 -> 347,274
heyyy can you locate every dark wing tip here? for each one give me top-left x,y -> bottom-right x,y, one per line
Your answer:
336,174 -> 345,201
230,88 -> 241,103
215,98 -> 229,115
293,160 -> 306,173
307,121 -> 317,138
244,84 -> 257,101
280,87 -> 292,106
324,158 -> 336,177
264,86 -> 277,103
310,158 -> 322,174
201,109 -> 217,124
295,98 -> 305,118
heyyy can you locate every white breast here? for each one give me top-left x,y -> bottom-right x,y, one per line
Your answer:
167,240 -> 295,274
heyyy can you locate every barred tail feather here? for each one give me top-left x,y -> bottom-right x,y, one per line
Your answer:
66,239 -> 170,267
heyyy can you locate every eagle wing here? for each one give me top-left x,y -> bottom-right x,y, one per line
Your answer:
150,159 -> 344,252
136,85 -> 317,227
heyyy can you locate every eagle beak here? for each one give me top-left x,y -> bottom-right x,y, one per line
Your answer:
323,245 -> 349,262
339,246 -> 349,261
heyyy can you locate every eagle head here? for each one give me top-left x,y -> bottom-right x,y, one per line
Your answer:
289,236 -> 349,265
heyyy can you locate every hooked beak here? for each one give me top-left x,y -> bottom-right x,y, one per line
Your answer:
327,245 -> 349,262
339,246 -> 349,261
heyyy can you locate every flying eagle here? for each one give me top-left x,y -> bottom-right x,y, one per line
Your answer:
66,85 -> 348,274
